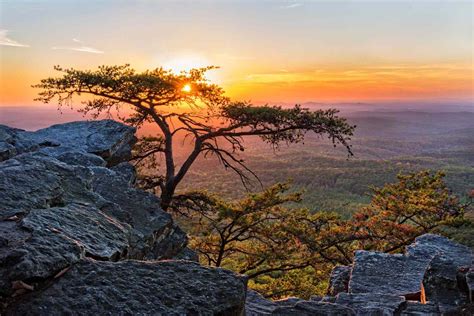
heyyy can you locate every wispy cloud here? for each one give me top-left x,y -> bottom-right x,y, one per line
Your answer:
0,30 -> 29,47
52,38 -> 104,54
280,2 -> 303,9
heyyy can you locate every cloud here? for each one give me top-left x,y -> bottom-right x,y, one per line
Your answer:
280,2 -> 303,9
52,38 -> 104,54
0,30 -> 29,47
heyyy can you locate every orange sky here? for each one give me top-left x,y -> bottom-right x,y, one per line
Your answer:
0,1 -> 473,106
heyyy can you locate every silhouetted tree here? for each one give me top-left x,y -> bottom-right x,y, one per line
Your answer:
35,65 -> 354,209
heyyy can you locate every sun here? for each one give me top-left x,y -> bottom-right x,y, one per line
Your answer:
158,54 -> 222,84
182,84 -> 192,93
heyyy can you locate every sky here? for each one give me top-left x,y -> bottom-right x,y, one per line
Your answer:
0,0 -> 473,107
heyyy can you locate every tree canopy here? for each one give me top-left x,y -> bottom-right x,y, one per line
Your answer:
172,171 -> 468,298
35,65 -> 355,209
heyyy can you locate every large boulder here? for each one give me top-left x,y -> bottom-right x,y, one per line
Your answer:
0,120 -> 136,165
412,234 -> 472,313
348,234 -> 473,313
5,259 -> 247,316
349,250 -> 432,299
0,119 -> 249,315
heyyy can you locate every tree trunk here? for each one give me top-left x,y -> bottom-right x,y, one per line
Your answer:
160,181 -> 176,211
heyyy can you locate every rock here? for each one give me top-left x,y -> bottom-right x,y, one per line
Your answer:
245,290 -> 354,316
5,259 -> 247,316
401,301 -> 440,315
89,166 -> 186,260
56,151 -> 106,167
466,267 -> 474,303
246,290 -> 278,315
0,125 -> 20,161
111,161 -> 136,183
0,120 -> 186,301
0,120 -> 136,166
173,247 -> 199,262
348,234 -> 473,313
0,203 -> 131,296
0,142 -> 16,161
335,292 -> 406,315
328,265 -> 351,296
245,290 -> 356,316
245,291 -> 308,316
0,152 -> 103,220
349,250 -> 431,299
272,301 -> 355,316
411,234 -> 472,313
274,297 -> 304,307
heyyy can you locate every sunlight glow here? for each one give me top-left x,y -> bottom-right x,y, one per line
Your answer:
182,84 -> 192,93
163,55 -> 209,74
158,54 -> 222,84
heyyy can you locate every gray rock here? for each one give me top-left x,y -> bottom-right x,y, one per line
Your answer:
466,267 -> 474,303
5,259 -> 247,316
401,301 -> 440,315
335,292 -> 406,315
321,295 -> 337,303
245,291 -> 306,316
328,265 -> 351,296
0,152 -> 103,220
0,120 -> 186,300
0,203 -> 131,296
89,166 -> 187,260
348,234 -> 473,313
246,290 -> 278,315
56,151 -> 106,167
274,297 -> 304,307
110,161 -> 136,183
273,301 -> 355,316
349,250 -> 431,299
0,120 -> 136,166
245,290 -> 355,316
412,234 -> 472,313
174,247 -> 200,262
0,142 -> 16,161
0,125 -> 21,161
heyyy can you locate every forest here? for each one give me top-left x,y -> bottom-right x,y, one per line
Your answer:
179,110 -> 474,215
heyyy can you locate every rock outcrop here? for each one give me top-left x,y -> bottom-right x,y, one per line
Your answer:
7,260 -> 246,316
246,234 -> 473,315
1,120 -> 472,315
0,120 -> 246,315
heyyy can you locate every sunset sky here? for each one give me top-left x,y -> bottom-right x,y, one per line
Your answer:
0,0 -> 473,106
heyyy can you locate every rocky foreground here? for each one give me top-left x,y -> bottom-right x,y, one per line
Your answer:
0,120 -> 472,315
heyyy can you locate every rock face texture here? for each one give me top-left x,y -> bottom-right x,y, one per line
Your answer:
0,120 -> 246,315
327,265 -> 351,296
246,234 -> 473,315
7,260 -> 246,316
